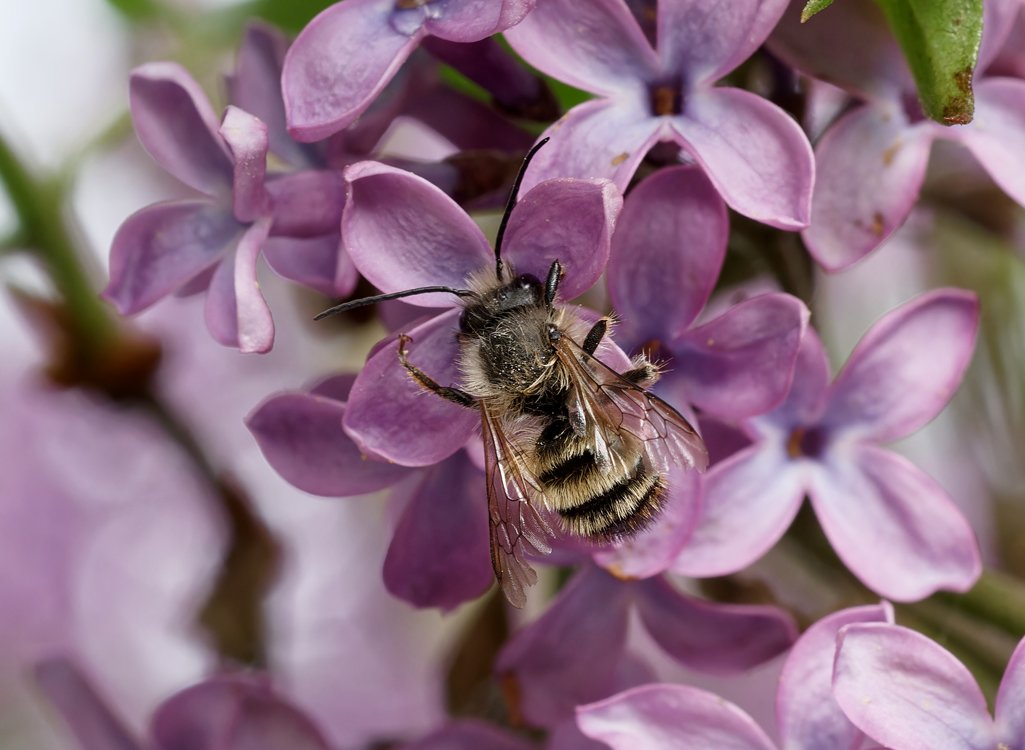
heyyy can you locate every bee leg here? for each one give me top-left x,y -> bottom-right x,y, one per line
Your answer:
397,334 -> 477,408
581,318 -> 609,355
543,259 -> 564,307
621,357 -> 660,387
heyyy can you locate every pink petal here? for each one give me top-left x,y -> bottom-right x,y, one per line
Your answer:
776,603 -> 893,750
382,453 -> 492,610
673,87 -> 814,229
753,327 -> 832,434
503,178 -> 622,299
635,576 -> 797,672
129,62 -> 233,195
834,623 -> 995,750
282,0 -> 423,142
809,444 -> 981,601
105,201 -> 240,314
246,391 -> 410,496
658,0 -> 790,85
608,166 -> 728,351
672,444 -> 805,577
824,289 -> 980,442
262,235 -> 358,299
577,683 -> 777,750
204,218 -> 274,353
343,309 -> 478,466
424,0 -> 535,42
954,77 -> 1025,209
343,161 -> 492,301
267,169 -> 346,238
503,0 -> 658,96
403,720 -> 535,750
220,106 -> 271,223
995,634 -> 1025,741
801,103 -> 933,271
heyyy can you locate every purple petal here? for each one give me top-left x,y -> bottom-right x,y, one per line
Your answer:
833,623 -> 995,750
343,161 -> 492,300
503,0 -> 658,96
262,234 -> 358,298
673,293 -> 809,420
954,77 -> 1025,209
400,80 -> 534,151
995,634 -> 1025,741
635,576 -> 797,672
267,169 -> 346,238
801,103 -> 933,271
151,675 -> 332,750
105,200 -> 240,314
755,327 -> 832,433
204,218 -> 274,353
503,178 -> 621,299
824,289 -> 980,442
282,0 -> 422,141
658,0 -> 790,85
978,0 -> 1023,72
402,720 -> 535,750
129,62 -> 233,195
34,658 -> 141,750
672,444 -> 805,577
608,166 -> 728,351
344,309 -> 478,465
246,390 -> 410,496
517,99 -> 663,193
673,87 -> 814,229
383,453 -> 492,610
776,603 -> 893,750
577,683 -> 777,750
423,0 -> 535,42
810,444 -> 981,600
220,106 -> 271,223
496,566 -> 632,727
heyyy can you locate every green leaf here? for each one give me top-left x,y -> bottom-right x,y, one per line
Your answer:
801,0 -> 837,23
102,0 -> 164,21
875,0 -> 983,125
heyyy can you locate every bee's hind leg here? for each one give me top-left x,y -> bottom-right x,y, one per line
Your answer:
397,334 -> 477,408
621,356 -> 660,387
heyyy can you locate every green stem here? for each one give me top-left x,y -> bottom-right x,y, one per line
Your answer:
935,568 -> 1025,637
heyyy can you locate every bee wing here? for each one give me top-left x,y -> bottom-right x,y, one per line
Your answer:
556,338 -> 709,476
480,400 -> 555,608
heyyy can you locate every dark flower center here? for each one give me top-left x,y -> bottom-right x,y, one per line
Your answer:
648,80 -> 683,116
786,425 -> 828,459
900,91 -> 927,124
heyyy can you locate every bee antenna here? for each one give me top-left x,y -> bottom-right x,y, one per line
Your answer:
314,286 -> 476,320
494,137 -> 550,282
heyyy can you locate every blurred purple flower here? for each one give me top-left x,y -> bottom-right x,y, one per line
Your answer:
497,564 -> 797,728
674,290 -> 982,601
574,602 -> 892,749
281,0 -> 536,141
771,0 -> 1025,269
834,623 -> 1025,749
504,0 -> 814,229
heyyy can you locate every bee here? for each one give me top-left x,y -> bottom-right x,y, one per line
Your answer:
316,139 -> 709,607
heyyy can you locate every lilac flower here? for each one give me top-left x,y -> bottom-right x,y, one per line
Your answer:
834,622 -> 1025,750
503,0 -> 814,229
574,603 -> 893,749
606,165 -> 809,421
398,720 -> 534,750
281,0 -> 536,141
674,289 -> 982,601
770,0 -> 1025,269
497,564 -> 797,728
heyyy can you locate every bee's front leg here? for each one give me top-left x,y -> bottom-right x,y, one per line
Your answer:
397,334 -> 477,408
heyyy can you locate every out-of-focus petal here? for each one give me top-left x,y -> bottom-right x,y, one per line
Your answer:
801,103 -> 933,271
204,218 -> 274,353
577,683 -> 777,750
673,444 -> 804,577
824,289 -> 979,442
810,445 -> 981,601
267,170 -> 346,238
282,0 -> 422,142
423,0 -> 535,42
129,62 -> 233,195
262,235 -> 358,299
220,106 -> 271,223
247,391 -> 410,496
658,0 -> 790,85
504,0 -> 658,96
383,453 -> 492,610
343,161 -> 492,300
503,178 -> 621,299
496,566 -> 632,728
753,328 -> 832,434
776,603 -> 892,750
954,78 -> 1025,209
105,201 -> 240,314
344,310 -> 478,466
673,293 -> 808,420
995,634 -> 1025,741
635,576 -> 797,672
401,720 -> 535,750
833,623 -> 995,750
608,166 -> 727,351
673,87 -> 814,230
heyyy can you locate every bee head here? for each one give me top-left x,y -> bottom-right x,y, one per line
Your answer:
459,273 -> 543,334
